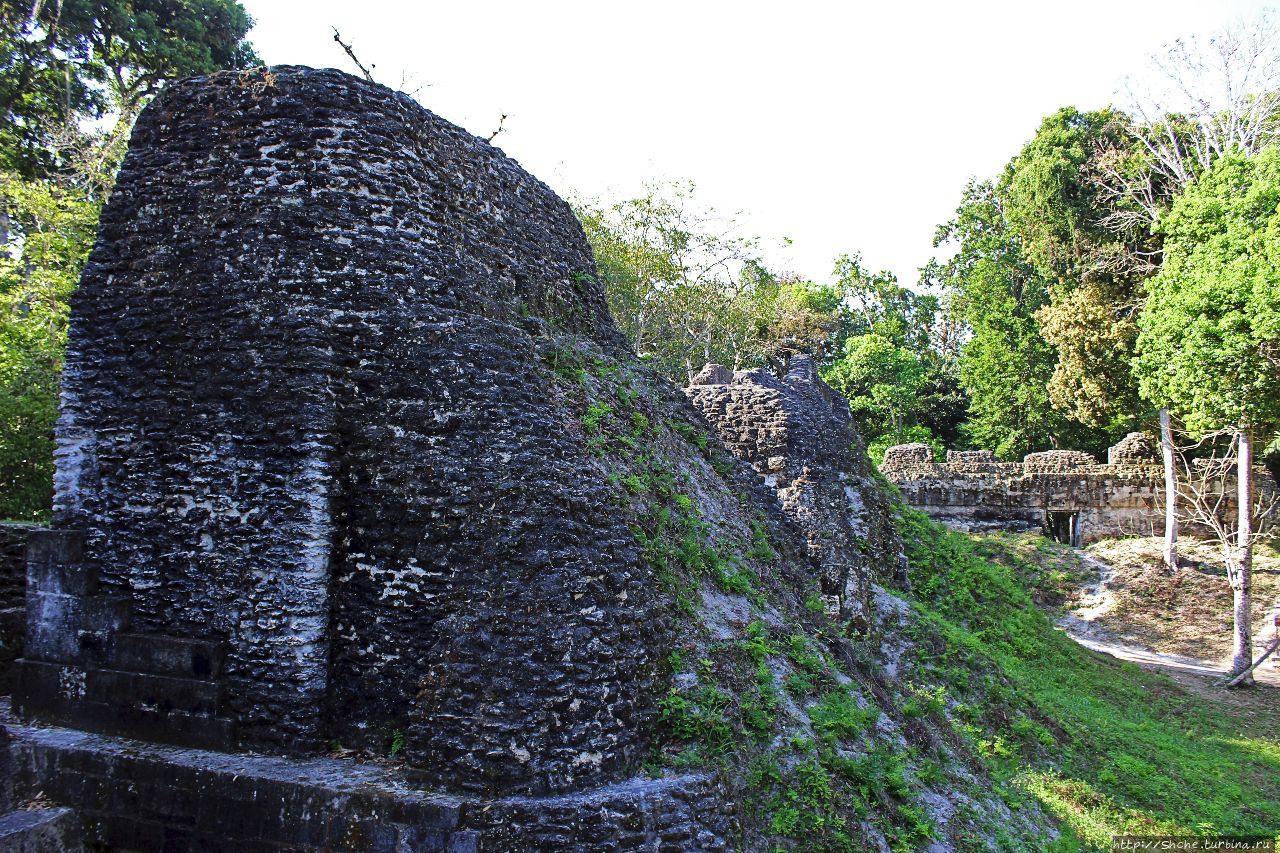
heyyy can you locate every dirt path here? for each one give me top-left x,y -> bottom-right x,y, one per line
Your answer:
1056,551 -> 1280,688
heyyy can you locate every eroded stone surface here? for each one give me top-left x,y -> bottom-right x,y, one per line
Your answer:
0,525 -> 27,691
4,713 -> 735,851
881,434 -> 1274,544
685,357 -> 904,630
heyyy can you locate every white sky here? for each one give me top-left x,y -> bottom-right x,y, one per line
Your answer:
240,0 -> 1271,285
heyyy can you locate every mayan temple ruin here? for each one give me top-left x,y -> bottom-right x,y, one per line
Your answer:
880,435 -> 1277,547
0,66 -> 1075,850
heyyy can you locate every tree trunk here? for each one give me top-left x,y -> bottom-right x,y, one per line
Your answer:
1230,428 -> 1254,685
1160,408 -> 1178,571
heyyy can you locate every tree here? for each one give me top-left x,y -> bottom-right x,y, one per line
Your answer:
1166,429 -> 1279,687
1119,10 -> 1280,211
821,253 -> 963,457
1002,105 -> 1180,566
577,183 -> 775,381
1107,11 -> 1280,571
1134,147 -> 1280,683
1,0 -> 259,177
1003,107 -> 1154,431
927,179 -> 1105,459
823,332 -> 926,443
578,183 -> 853,383
0,171 -> 98,519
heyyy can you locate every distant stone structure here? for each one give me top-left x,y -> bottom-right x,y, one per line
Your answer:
686,357 -> 905,629
882,436 -> 1275,545
882,439 -> 1168,545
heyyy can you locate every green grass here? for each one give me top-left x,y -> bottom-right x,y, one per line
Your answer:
898,506 -> 1280,849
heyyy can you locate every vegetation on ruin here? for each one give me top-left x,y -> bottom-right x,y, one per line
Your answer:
549,322 -> 1280,849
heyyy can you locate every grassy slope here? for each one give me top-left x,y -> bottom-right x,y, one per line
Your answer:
557,334 -> 1279,849
896,507 -> 1280,849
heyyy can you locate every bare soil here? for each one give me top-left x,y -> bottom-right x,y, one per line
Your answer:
1082,536 -> 1280,665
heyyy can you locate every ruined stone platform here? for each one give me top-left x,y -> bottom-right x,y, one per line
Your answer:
3,704 -> 733,851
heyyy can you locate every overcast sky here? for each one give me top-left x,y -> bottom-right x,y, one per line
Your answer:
240,0 -> 1271,285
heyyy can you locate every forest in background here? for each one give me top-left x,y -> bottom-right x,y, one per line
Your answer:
1,5 -> 1278,523
579,12 -> 1280,480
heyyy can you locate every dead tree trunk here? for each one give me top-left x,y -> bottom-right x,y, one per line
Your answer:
1161,408 -> 1179,571
1229,428 -> 1255,685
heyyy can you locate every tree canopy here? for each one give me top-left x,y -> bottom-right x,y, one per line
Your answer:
1134,146 -> 1280,436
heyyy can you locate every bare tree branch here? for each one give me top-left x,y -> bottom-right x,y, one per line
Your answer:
486,114 -> 508,143
332,27 -> 375,83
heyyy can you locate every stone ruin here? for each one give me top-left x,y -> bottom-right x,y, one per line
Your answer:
1108,431 -> 1160,466
882,437 -> 1273,546
685,358 -> 904,630
0,66 -> 1068,851
0,525 -> 24,693
16,63 -> 663,796
2,66 -> 741,849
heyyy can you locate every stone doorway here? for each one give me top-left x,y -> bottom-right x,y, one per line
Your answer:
1046,511 -> 1082,547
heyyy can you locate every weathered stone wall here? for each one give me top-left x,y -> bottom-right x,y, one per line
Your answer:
16,66 -> 662,797
685,357 -> 904,629
0,524 -> 29,691
882,437 -> 1275,544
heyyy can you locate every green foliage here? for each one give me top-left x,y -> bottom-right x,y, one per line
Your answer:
0,173 -> 99,519
0,1 -> 259,177
575,183 -> 801,382
0,2 -> 257,518
746,520 -> 775,563
581,400 -> 613,432
823,332 -> 925,437
1002,107 -> 1157,430
819,253 -> 967,453
658,684 -> 735,761
808,688 -> 878,742
1135,147 -> 1280,436
927,177 -> 1109,458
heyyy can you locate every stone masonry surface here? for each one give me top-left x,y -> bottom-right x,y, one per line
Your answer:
15,65 -> 661,797
685,358 -> 905,632
0,524 -> 28,691
3,707 -> 735,852
881,438 -> 1276,543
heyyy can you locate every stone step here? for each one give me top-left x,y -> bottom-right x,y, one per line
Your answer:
0,806 -> 84,852
26,558 -> 97,597
23,529 -> 84,566
86,667 -> 222,716
23,594 -> 130,665
72,700 -> 237,753
111,633 -> 223,680
13,660 -> 237,752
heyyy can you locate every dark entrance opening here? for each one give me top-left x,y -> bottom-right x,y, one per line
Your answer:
1046,511 -> 1081,547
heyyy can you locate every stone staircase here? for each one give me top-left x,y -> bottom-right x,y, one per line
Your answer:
13,530 -> 235,751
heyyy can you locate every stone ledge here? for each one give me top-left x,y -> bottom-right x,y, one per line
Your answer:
0,806 -> 83,852
3,708 -> 734,851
